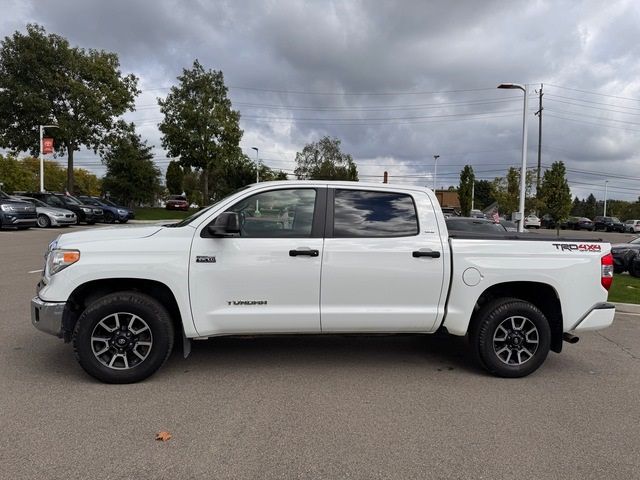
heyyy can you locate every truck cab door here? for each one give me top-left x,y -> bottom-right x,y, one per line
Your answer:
320,188 -> 446,333
189,187 -> 326,337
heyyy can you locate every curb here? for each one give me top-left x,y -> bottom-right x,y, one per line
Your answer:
128,219 -> 181,224
613,302 -> 640,314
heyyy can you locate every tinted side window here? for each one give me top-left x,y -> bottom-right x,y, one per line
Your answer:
228,189 -> 317,238
333,190 -> 418,237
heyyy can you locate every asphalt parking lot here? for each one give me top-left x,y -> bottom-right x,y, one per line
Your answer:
1,225 -> 639,480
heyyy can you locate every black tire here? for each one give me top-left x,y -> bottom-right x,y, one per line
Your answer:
630,258 -> 640,278
37,214 -> 51,228
118,219 -> 129,224
73,291 -> 175,383
87,220 -> 96,225
470,298 -> 551,378
104,211 -> 115,223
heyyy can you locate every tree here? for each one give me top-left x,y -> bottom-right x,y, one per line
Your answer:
0,24 -> 138,193
0,154 -> 32,192
539,161 -> 572,234
473,179 -> 495,210
101,123 -> 161,207
165,160 -> 184,194
294,136 -> 358,180
584,193 -> 597,219
491,167 -> 520,215
158,60 -> 242,205
570,196 -> 584,217
458,165 -> 475,216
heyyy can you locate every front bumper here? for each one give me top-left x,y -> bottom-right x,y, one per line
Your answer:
31,297 -> 66,337
571,303 -> 616,332
1,212 -> 37,227
50,215 -> 76,226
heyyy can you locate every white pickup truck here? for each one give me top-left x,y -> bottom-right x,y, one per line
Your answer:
31,181 -> 616,383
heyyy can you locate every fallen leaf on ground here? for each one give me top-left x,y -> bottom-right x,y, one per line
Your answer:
156,431 -> 172,442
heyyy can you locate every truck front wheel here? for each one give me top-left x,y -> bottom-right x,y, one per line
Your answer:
73,292 -> 174,383
471,298 -> 551,378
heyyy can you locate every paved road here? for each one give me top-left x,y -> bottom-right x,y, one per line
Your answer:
526,227 -> 637,244
1,226 -> 639,480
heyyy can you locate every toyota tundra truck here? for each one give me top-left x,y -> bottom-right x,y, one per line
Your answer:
31,181 -> 616,383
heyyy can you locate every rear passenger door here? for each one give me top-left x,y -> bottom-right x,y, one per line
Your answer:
320,187 -> 446,333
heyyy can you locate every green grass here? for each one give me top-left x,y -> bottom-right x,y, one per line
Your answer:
134,207 -> 197,221
609,274 -> 640,304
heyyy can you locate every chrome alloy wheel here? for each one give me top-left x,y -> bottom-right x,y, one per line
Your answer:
492,316 -> 539,366
90,312 -> 153,370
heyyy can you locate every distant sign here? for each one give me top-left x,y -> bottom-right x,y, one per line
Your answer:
43,138 -> 54,154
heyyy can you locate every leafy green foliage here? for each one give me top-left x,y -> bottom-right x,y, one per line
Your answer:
165,160 -> 184,194
158,60 -> 243,204
473,179 -> 495,210
0,24 -> 138,193
0,154 -> 100,194
491,167 -> 520,215
101,123 -> 161,207
294,136 -> 358,180
539,161 -> 572,231
458,165 -> 475,216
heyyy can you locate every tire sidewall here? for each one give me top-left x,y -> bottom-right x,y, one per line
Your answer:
474,299 -> 551,378
73,292 -> 174,383
37,214 -> 50,228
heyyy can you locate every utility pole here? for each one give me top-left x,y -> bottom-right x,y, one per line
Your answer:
433,154 -> 439,191
383,171 -> 388,183
534,84 -> 543,197
471,181 -> 475,211
604,180 -> 609,216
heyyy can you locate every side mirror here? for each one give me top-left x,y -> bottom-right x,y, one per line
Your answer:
207,212 -> 240,237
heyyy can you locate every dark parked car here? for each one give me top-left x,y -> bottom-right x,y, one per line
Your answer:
100,198 -> 135,220
78,196 -> 132,223
541,214 -> 556,229
166,195 -> 189,211
0,190 -> 37,229
594,216 -> 625,232
566,217 -> 595,231
25,192 -> 103,224
611,237 -> 640,277
445,217 -> 508,234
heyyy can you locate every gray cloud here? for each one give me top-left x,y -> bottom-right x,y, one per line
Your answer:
1,0 -> 639,200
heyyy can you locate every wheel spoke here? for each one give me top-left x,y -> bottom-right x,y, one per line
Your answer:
136,341 -> 152,347
495,346 -> 509,356
92,312 -> 153,371
505,350 -> 513,364
517,350 -> 523,364
132,347 -> 146,361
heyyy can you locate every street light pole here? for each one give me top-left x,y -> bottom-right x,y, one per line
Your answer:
251,147 -> 260,183
498,83 -> 529,232
433,154 -> 439,192
604,180 -> 609,216
39,124 -> 58,192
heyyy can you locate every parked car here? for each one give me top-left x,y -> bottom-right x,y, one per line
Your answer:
440,207 -> 458,218
100,198 -> 135,221
594,216 -> 625,232
541,214 -> 556,229
31,181 -> 616,383
566,217 -> 595,231
445,217 -> 508,234
0,190 -> 37,229
611,236 -> 640,277
14,195 -> 76,228
624,219 -> 640,233
524,214 -> 541,229
78,196 -> 130,224
24,192 -> 104,225
166,195 -> 189,211
469,209 -> 485,219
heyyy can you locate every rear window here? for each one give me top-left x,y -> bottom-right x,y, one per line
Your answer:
333,189 -> 418,238
169,195 -> 186,201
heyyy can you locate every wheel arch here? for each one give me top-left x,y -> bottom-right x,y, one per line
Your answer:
63,278 -> 183,344
469,281 -> 564,353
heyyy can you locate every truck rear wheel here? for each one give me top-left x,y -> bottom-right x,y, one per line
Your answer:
73,292 -> 174,383
471,298 -> 551,378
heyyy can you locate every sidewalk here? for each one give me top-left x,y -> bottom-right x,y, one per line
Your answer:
614,302 -> 640,314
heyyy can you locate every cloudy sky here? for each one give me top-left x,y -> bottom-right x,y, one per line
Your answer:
2,0 -> 640,201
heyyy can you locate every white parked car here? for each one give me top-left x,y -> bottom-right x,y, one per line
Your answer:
524,214 -> 541,229
624,220 -> 640,233
31,181 -> 615,383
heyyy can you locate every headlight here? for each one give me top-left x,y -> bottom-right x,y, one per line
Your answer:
81,207 -> 91,213
1,204 -> 16,212
53,213 -> 65,217
117,209 -> 126,214
46,249 -> 80,276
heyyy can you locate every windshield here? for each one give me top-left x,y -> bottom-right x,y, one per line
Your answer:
170,186 -> 252,227
101,199 -> 118,207
81,198 -> 101,206
61,195 -> 83,205
612,217 -> 621,223
631,237 -> 640,244
0,190 -> 9,199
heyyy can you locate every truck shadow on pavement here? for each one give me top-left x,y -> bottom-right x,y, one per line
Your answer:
179,332 -> 481,375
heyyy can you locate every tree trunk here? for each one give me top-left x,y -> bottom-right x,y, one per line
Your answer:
66,144 -> 74,194
202,166 -> 209,206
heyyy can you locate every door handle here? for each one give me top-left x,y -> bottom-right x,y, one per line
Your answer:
289,248 -> 319,257
412,249 -> 441,258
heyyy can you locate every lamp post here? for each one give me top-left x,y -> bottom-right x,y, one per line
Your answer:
39,124 -> 58,192
433,154 -> 439,192
498,83 -> 529,232
604,180 -> 609,216
251,147 -> 260,183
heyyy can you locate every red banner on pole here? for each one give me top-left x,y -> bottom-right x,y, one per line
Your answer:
43,137 -> 54,154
